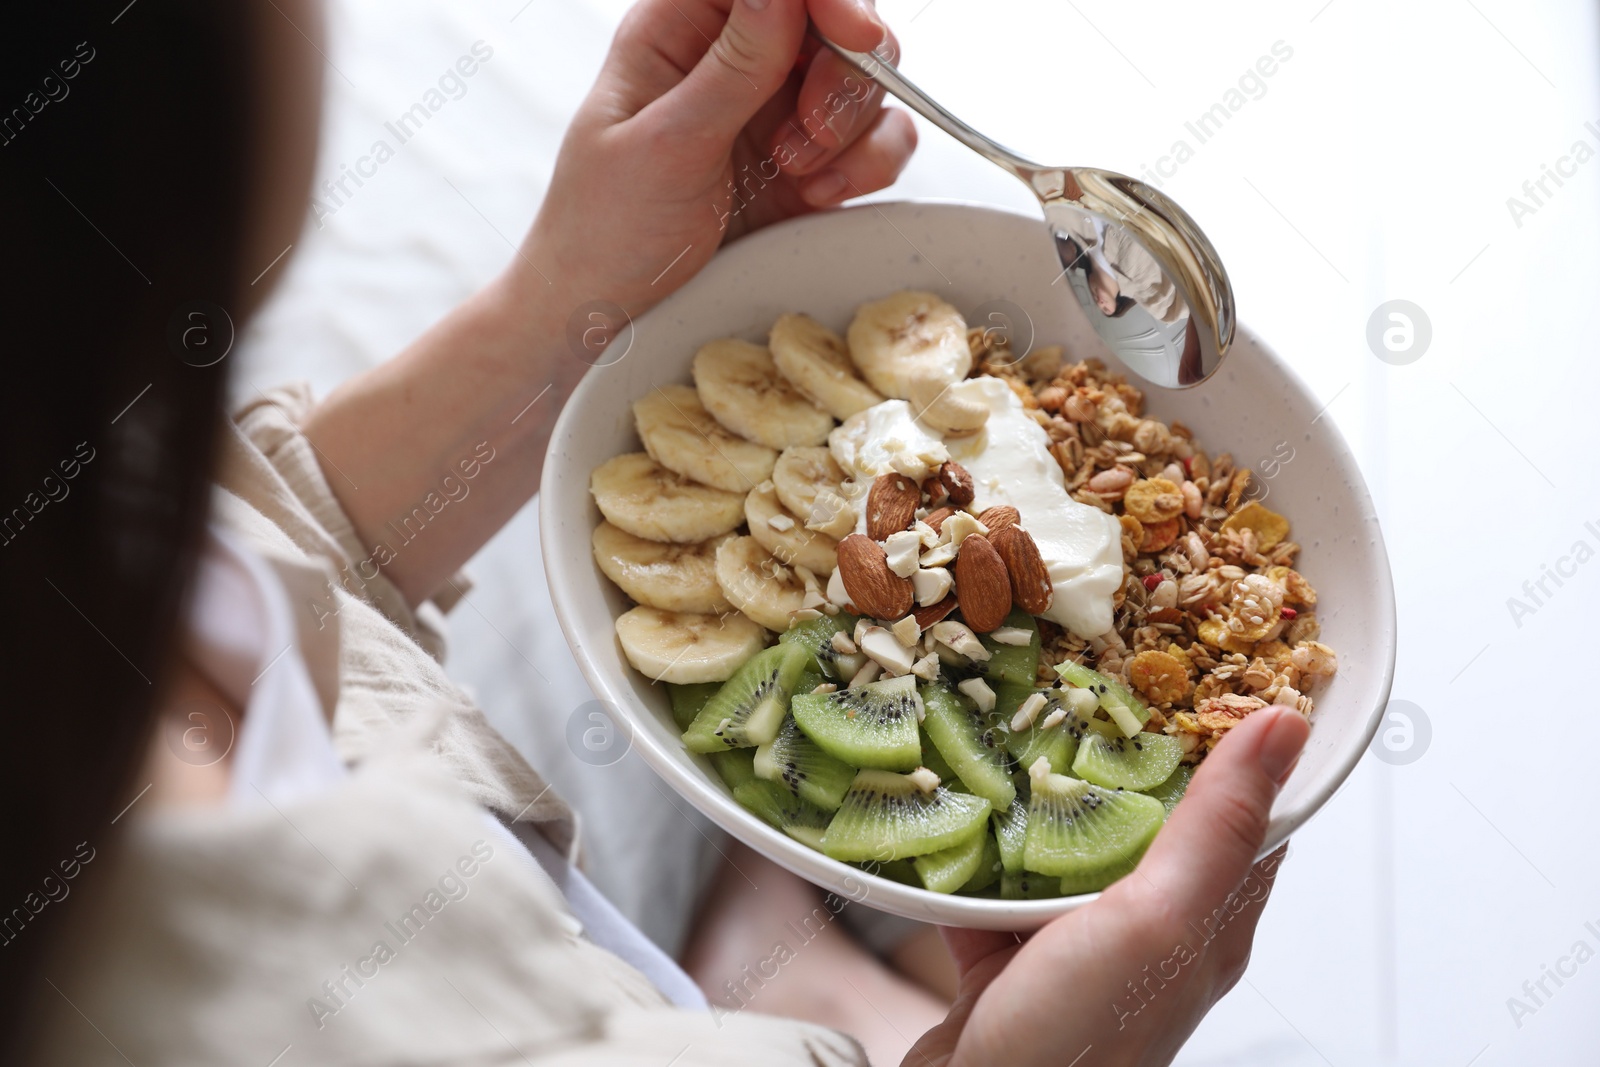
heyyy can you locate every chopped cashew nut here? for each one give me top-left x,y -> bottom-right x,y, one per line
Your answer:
1009,692 -> 1048,733
912,566 -> 953,607
827,567 -> 853,608
941,511 -> 989,547
861,627 -> 915,676
1063,688 -> 1099,717
848,660 -> 882,689
883,529 -> 922,578
930,620 -> 991,662
957,677 -> 996,713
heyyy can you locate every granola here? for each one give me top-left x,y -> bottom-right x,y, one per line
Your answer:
972,331 -> 1339,761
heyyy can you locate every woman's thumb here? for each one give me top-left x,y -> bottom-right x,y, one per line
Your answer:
1133,706 -> 1307,908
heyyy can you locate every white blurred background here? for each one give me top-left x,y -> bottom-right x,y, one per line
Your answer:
236,1 -> 1600,1063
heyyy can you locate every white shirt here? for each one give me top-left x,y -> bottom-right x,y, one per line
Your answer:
192,526 -> 705,1009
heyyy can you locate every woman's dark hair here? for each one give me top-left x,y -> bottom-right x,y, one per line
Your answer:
0,1 -> 256,1052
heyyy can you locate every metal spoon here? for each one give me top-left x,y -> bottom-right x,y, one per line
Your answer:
821,38 -> 1234,388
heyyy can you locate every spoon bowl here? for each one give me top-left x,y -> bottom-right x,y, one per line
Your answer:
822,38 -> 1235,388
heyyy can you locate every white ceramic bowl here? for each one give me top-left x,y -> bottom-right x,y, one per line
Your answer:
541,201 -> 1395,931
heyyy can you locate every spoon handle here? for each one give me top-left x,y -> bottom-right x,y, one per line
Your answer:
819,38 -> 1036,181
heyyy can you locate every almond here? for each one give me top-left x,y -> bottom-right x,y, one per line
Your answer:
990,525 -> 1053,615
951,534 -> 1012,633
977,505 -> 1020,534
911,595 -> 958,629
923,506 -> 956,534
922,474 -> 950,508
937,461 -> 975,507
866,473 -> 919,541
836,534 -> 914,620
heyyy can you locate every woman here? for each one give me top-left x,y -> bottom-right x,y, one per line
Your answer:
1,0 -> 1307,1063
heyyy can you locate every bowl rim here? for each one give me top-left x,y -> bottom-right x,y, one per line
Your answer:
539,198 -> 1397,928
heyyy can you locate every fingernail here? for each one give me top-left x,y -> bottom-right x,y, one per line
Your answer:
801,168 -> 848,206
854,0 -> 888,43
745,0 -> 771,10
1257,707 -> 1306,784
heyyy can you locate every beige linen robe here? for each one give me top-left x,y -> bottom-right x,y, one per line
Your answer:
30,385 -> 867,1067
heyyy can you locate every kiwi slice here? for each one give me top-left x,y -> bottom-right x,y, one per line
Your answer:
734,778 -> 832,849
1023,768 -> 1166,888
790,675 -> 923,771
959,832 -> 1004,894
821,769 -> 993,862
920,730 -> 960,786
682,642 -> 811,753
854,858 -> 921,886
1072,730 -> 1184,791
1000,870 -> 1060,900
1056,660 -> 1150,737
668,682 -> 722,731
707,747 -> 758,790
992,796 -> 1029,874
1142,763 -> 1193,814
992,682 -> 1094,774
781,612 -> 865,680
919,682 -> 1016,808
979,610 -> 1040,688
913,824 -> 989,894
754,718 -> 856,810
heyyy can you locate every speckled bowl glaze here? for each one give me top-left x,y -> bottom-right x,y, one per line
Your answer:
540,200 -> 1395,931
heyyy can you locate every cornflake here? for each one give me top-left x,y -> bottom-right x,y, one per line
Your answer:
1125,478 -> 1185,524
1221,501 -> 1291,551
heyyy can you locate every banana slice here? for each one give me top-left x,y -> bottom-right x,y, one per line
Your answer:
593,522 -> 734,614
715,535 -> 809,633
614,605 -> 767,683
770,313 -> 885,420
745,482 -> 838,576
634,384 -> 777,493
692,339 -> 835,450
771,446 -> 857,540
590,452 -> 745,543
846,290 -> 972,400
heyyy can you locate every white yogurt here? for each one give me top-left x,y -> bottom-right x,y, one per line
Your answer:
829,400 -> 949,535
829,400 -> 948,482
830,380 -> 1123,639
945,378 -> 1122,637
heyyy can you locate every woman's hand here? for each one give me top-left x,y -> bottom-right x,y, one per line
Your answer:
304,0 -> 913,606
523,0 -> 915,314
905,706 -> 1310,1067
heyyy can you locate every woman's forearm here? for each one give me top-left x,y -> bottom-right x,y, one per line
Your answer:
300,259 -> 584,607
